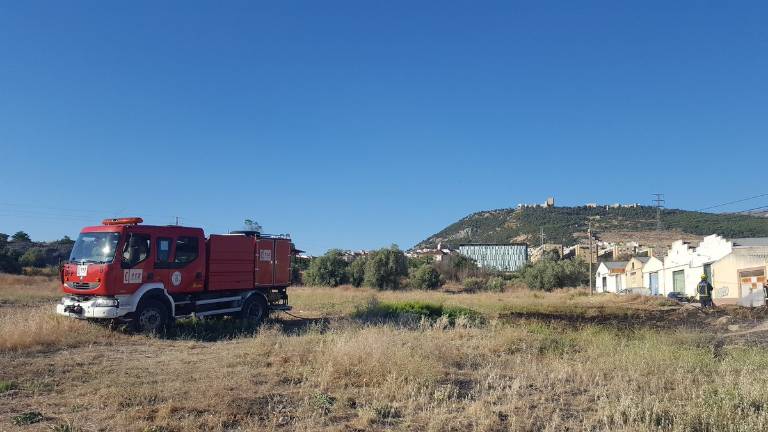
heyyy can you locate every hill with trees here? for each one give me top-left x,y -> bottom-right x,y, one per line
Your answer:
415,206 -> 768,249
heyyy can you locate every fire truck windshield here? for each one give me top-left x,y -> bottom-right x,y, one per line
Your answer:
69,232 -> 121,263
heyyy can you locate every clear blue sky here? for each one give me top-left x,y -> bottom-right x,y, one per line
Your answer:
1,1 -> 767,254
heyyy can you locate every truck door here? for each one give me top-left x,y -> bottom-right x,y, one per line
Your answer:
256,239 -> 275,286
153,236 -> 175,291
168,235 -> 205,293
119,229 -> 153,295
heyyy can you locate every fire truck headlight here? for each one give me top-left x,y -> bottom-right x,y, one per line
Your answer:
92,298 -> 119,308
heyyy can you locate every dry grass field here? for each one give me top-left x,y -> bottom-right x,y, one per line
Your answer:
2,276 -> 768,431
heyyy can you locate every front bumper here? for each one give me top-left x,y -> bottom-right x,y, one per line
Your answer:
56,296 -> 132,319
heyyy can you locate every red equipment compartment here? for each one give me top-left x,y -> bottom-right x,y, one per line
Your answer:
255,239 -> 275,286
255,238 -> 292,287
274,239 -> 291,285
206,235 -> 255,291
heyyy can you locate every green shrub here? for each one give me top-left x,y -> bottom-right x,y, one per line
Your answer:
518,259 -> 588,291
486,276 -> 505,292
411,265 -> 441,290
463,277 -> 486,291
407,254 -> 434,270
304,250 -> 349,287
311,392 -> 336,414
347,257 -> 367,287
0,380 -> 17,393
353,300 -> 483,324
13,411 -> 43,426
364,246 -> 408,290
20,247 -> 47,267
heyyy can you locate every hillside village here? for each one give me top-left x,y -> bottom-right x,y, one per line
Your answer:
408,197 -> 768,307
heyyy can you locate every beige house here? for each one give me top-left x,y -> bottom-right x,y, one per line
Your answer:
711,238 -> 768,306
624,257 -> 650,289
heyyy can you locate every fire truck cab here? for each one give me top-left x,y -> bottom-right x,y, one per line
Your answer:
57,218 -> 293,332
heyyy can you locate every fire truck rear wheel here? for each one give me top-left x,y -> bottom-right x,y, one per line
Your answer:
134,299 -> 169,333
241,295 -> 268,324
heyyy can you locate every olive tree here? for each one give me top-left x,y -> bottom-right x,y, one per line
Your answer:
364,245 -> 408,290
304,249 -> 349,287
411,264 -> 441,290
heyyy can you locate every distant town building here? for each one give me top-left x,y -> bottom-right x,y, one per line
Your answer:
340,250 -> 369,262
407,242 -> 454,262
517,196 -> 556,209
458,243 -> 528,272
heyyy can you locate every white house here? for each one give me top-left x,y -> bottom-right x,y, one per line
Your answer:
641,256 -> 665,295
663,235 -> 732,296
595,261 -> 628,293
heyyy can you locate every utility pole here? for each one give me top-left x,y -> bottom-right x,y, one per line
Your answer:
539,228 -> 546,247
588,221 -> 593,295
653,193 -> 665,231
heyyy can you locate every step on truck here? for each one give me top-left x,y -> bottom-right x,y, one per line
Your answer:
57,217 -> 296,332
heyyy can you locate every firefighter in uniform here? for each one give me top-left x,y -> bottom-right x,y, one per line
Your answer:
697,274 -> 714,308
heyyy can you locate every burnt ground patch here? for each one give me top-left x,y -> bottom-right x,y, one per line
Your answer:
499,304 -> 768,332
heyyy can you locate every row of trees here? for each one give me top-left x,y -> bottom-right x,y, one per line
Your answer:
300,246 -> 591,292
304,246 -> 411,290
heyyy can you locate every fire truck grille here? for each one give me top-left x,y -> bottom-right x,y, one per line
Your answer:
66,282 -> 100,290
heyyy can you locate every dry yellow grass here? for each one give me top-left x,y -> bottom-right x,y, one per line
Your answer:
0,273 -> 60,306
2,278 -> 768,431
0,306 -> 122,353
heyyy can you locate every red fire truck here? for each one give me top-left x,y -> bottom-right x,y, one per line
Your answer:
57,218 -> 295,332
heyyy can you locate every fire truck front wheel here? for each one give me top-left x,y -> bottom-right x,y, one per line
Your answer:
133,299 -> 170,333
241,294 -> 268,325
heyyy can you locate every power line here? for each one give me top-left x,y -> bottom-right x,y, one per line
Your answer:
697,193 -> 768,212
731,205 -> 768,214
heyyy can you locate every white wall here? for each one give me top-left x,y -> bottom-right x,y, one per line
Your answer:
642,257 -> 665,295
662,235 -> 732,296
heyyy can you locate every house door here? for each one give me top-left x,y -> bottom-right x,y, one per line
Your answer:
649,272 -> 659,295
615,275 -> 623,291
602,277 -> 607,292
673,270 -> 685,293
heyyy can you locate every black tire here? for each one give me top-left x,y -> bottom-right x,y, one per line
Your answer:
240,294 -> 268,325
134,299 -> 169,333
